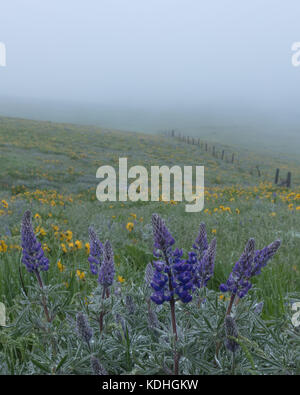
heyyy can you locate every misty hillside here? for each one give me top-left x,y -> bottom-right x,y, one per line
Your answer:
0,116 -> 299,193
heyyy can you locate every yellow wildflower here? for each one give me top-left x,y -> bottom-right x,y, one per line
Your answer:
76,270 -> 85,280
57,260 -> 65,272
61,243 -> 67,253
126,222 -> 134,232
75,240 -> 82,249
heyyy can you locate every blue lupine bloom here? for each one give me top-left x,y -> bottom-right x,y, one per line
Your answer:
21,210 -> 49,273
251,240 -> 281,277
88,227 -> 103,275
98,240 -> 115,288
193,237 -> 217,288
220,238 -> 281,298
150,215 -> 215,305
193,223 -> 209,258
152,213 -> 175,256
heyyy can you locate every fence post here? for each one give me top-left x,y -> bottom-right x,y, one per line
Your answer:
286,172 -> 291,188
221,150 -> 225,160
275,168 -> 280,184
256,165 -> 261,177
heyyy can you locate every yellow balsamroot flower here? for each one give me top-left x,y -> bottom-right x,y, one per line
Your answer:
57,260 -> 65,273
76,270 -> 85,280
65,230 -> 73,242
51,225 -> 59,232
1,200 -> 8,209
211,229 -> 217,234
126,222 -> 134,232
61,243 -> 68,253
75,240 -> 83,249
296,206 -> 300,211
85,242 -> 90,255
34,213 -> 41,220
235,208 -> 240,215
35,226 -> 46,236
43,243 -> 50,252
270,212 -> 276,217
0,240 -> 8,253
130,213 -> 137,219
118,275 -> 125,283
68,242 -> 74,250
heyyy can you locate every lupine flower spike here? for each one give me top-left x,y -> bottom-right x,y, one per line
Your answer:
220,238 -> 281,315
76,312 -> 93,346
225,315 -> 239,353
21,210 -> 49,273
98,240 -> 115,333
91,356 -> 107,375
21,210 -> 51,322
88,227 -> 103,275
98,240 -> 115,289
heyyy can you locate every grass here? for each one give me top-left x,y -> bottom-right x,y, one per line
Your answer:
0,116 -> 299,374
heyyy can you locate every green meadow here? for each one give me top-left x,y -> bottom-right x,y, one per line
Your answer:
0,116 -> 299,374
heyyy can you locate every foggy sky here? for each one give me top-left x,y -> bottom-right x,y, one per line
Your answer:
1,0 -> 300,124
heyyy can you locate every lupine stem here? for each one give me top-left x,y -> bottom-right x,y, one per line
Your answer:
34,270 -> 51,323
99,287 -> 106,333
164,251 -> 179,375
226,294 -> 236,316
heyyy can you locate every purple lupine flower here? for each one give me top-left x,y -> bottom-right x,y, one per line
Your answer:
224,316 -> 239,353
251,240 -> 281,277
152,214 -> 175,255
195,238 -> 217,288
193,222 -> 209,258
150,215 -> 214,305
91,356 -> 107,375
88,227 -> 103,275
76,312 -> 93,344
220,238 -> 281,298
21,210 -> 49,273
98,240 -> 115,288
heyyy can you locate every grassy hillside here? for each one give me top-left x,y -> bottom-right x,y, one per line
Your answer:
0,116 -> 299,374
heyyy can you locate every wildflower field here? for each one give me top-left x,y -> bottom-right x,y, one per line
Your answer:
0,116 -> 299,375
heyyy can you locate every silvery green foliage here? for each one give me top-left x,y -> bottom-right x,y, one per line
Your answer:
2,275 -> 300,375
144,263 -> 154,287
125,295 -> 136,315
